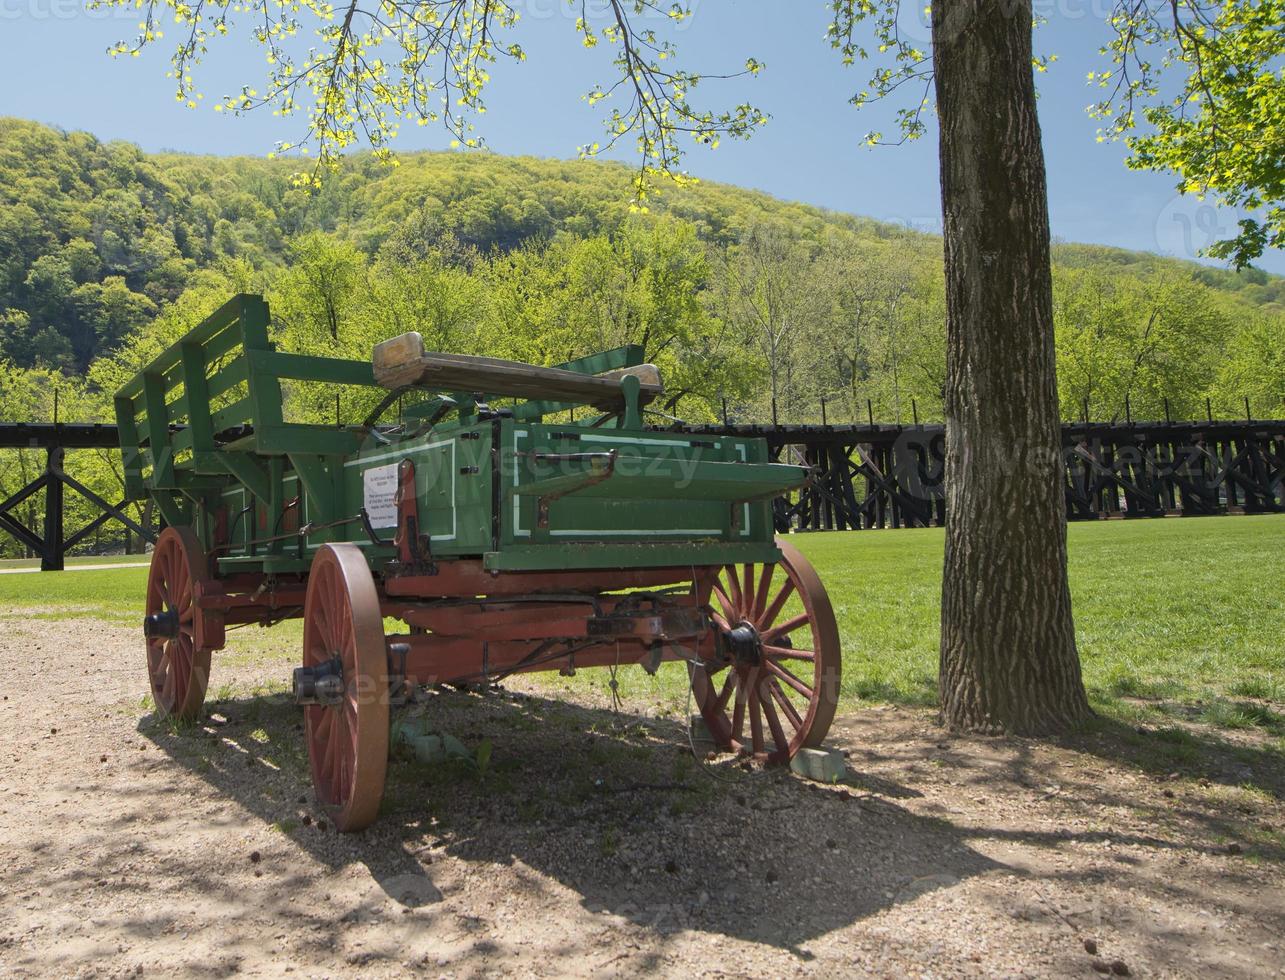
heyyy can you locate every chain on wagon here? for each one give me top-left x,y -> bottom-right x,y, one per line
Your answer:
116,294 -> 842,831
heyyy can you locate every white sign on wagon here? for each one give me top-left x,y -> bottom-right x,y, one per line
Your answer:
362,462 -> 401,528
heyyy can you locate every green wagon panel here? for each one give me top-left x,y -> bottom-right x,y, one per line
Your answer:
337,425 -> 494,557
488,422 -> 805,569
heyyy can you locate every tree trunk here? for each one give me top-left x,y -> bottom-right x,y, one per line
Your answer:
932,0 -> 1091,734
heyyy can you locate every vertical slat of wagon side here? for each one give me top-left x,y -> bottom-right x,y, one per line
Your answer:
140,371 -> 183,529
240,295 -> 287,559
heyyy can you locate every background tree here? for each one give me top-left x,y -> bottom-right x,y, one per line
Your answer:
2,114 -> 1279,562
723,224 -> 817,421
922,0 -> 1091,732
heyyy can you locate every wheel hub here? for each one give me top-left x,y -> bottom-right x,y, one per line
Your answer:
293,656 -> 346,706
143,606 -> 180,640
723,620 -> 762,667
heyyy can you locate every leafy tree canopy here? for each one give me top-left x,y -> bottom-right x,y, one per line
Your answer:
89,0 -> 1281,265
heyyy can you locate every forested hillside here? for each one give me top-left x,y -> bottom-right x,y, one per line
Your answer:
1,117 -> 1283,556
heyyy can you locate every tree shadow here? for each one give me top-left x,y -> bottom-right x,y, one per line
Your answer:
1066,713 -> 1285,801
838,708 -> 1285,869
140,684 -> 1007,953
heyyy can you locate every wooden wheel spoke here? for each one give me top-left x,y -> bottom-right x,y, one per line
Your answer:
763,612 -> 810,643
748,679 -> 765,755
729,567 -> 750,606
160,652 -> 177,705
761,684 -> 789,752
757,578 -> 795,630
766,659 -> 814,699
714,671 -> 737,712
314,709 -> 334,743
722,565 -> 744,610
312,599 -> 335,662
741,564 -> 755,615
731,678 -> 748,744
752,564 -> 774,622
173,560 -> 189,609
322,716 -> 339,786
768,679 -> 804,730
157,549 -> 173,596
174,639 -> 192,696
763,644 -> 815,662
711,582 -> 737,621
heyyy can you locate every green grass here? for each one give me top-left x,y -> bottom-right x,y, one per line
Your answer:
3,515 -> 1282,735
0,564 -> 148,622
807,514 -> 1285,713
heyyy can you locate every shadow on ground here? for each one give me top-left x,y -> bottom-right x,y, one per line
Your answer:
140,685 -> 1006,953
1075,713 -> 1285,800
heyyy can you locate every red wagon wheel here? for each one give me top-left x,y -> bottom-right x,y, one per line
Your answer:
144,526 -> 215,721
301,543 -> 389,832
692,538 -> 840,764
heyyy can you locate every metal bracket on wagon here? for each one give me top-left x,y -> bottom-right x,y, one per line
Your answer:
513,450 -> 619,528
585,605 -> 707,641
394,459 -> 436,575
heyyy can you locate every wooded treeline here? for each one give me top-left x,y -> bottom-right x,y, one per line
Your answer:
1,118 -> 1282,557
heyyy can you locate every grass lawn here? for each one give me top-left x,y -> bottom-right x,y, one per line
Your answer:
1,515 -> 1281,738
806,514 -> 1285,726
0,563 -> 148,620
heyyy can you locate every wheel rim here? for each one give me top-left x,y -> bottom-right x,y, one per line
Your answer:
303,544 -> 389,832
692,538 -> 840,763
144,527 -> 213,721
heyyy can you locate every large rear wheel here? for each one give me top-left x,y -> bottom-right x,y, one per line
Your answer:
692,538 -> 841,764
301,543 -> 389,832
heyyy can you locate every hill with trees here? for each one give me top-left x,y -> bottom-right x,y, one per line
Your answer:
0,117 -> 1282,556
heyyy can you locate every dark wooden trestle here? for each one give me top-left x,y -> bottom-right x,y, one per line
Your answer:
0,422 -> 156,570
673,419 -> 1285,531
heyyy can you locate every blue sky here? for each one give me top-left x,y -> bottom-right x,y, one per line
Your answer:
2,0 -> 1279,273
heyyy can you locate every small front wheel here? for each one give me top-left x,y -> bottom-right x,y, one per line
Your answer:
144,526 -> 217,722
301,544 -> 389,832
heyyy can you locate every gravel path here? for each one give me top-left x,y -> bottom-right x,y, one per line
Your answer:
0,615 -> 1281,978
0,562 -> 150,575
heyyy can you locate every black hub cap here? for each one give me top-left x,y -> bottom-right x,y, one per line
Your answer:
724,621 -> 762,666
293,656 -> 346,706
143,606 -> 180,640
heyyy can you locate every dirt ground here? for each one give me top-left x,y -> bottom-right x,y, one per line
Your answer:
0,616 -> 1282,979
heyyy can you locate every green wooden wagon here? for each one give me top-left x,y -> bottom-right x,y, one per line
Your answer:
117,294 -> 842,830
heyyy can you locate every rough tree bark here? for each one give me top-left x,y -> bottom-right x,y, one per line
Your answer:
932,0 -> 1092,733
